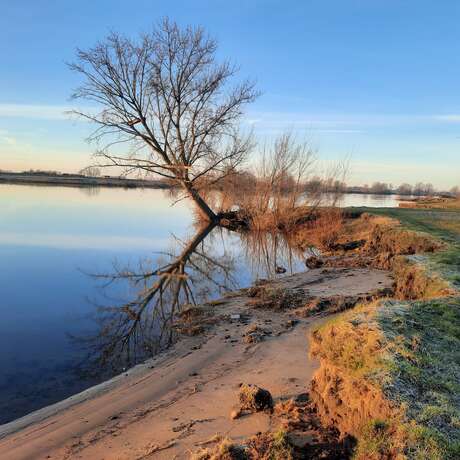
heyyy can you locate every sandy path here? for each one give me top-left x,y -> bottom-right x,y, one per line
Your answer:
0,267 -> 391,460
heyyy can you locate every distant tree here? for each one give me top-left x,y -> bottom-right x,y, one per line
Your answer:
397,183 -> 413,195
425,183 -> 435,196
79,166 -> 101,177
414,182 -> 424,196
414,182 -> 435,196
305,176 -> 323,193
370,182 -> 390,194
450,185 -> 460,198
69,18 -> 257,222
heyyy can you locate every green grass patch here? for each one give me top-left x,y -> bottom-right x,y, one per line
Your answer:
376,298 -> 460,459
357,207 -> 460,245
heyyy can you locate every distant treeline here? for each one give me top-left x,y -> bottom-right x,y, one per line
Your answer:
1,168 -> 458,198
214,169 -> 458,198
0,170 -> 172,189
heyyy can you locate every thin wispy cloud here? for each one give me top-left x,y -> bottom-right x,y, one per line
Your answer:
0,103 -> 95,121
432,114 -> 460,123
244,111 -> 460,130
0,129 -> 17,146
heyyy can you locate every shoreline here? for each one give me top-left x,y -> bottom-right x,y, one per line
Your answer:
0,266 -> 392,459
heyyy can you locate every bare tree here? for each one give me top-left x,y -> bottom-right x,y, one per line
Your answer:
69,18 -> 257,222
370,182 -> 390,194
79,166 -> 101,177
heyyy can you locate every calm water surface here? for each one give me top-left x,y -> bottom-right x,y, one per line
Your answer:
0,185 -> 402,424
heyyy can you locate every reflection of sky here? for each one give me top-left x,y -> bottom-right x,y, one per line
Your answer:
0,185 -> 193,250
0,232 -> 172,250
0,185 -> 197,422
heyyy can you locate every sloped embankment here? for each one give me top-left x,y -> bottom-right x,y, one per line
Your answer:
308,213 -> 460,459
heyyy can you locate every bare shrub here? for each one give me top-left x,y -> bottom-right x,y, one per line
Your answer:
210,133 -> 348,232
236,133 -> 317,230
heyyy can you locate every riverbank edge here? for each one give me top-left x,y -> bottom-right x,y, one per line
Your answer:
308,208 -> 460,459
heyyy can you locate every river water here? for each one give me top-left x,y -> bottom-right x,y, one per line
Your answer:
0,184 -> 404,424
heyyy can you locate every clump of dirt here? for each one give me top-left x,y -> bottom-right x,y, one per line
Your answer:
238,384 -> 274,413
193,392 -> 355,460
242,324 -> 271,343
246,285 -> 305,310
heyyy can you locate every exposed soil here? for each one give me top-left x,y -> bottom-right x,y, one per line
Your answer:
303,213 -> 459,459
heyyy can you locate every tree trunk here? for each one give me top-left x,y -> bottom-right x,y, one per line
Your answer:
181,180 -> 218,222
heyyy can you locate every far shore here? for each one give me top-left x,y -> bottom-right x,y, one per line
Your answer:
0,171 -> 172,189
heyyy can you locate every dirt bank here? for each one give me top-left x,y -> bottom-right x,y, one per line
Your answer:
0,266 -> 391,460
307,212 -> 460,459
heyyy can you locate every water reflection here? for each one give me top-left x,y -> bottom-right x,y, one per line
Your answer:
78,223 -> 303,373
79,186 -> 101,197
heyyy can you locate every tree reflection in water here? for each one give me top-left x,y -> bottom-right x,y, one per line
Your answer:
78,223 -> 304,375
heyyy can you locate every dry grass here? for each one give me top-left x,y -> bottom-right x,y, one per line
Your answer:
399,197 -> 460,210
246,429 -> 294,460
246,285 -> 305,310
172,305 -> 220,336
291,207 -> 344,251
310,301 -> 389,379
191,438 -> 247,460
365,224 -> 442,260
190,430 -> 293,460
307,209 -> 460,459
206,133 -> 347,233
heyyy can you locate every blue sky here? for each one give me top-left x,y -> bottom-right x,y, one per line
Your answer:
1,0 -> 459,188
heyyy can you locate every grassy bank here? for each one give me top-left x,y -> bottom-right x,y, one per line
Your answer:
310,207 -> 460,459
